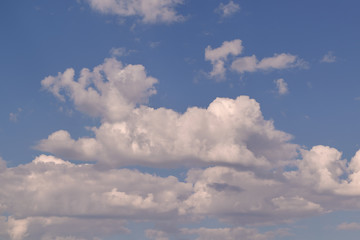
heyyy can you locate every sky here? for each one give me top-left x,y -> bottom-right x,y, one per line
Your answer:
1,0 -> 360,239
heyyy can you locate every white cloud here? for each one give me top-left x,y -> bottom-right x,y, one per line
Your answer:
0,216 -> 127,240
109,47 -> 128,57
146,229 -> 169,240
205,39 -> 243,79
321,51 -> 336,63
216,1 -> 241,17
37,94 -> 297,168
337,222 -> 360,230
275,78 -> 289,95
205,40 -> 306,80
0,155 -> 192,220
9,108 -> 22,122
183,166 -> 325,224
31,55 -> 360,239
41,58 -> 158,122
85,0 -> 184,24
181,227 -> 289,240
285,145 -> 347,192
231,53 -> 305,73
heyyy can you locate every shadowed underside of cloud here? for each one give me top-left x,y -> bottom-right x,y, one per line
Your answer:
2,146 -> 360,239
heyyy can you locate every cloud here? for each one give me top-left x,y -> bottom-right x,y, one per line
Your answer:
41,58 -> 158,122
85,0 -> 184,24
109,47 -> 129,57
321,51 -> 336,63
205,39 -> 243,79
181,227 -> 289,240
9,108 -> 22,122
274,78 -> 289,95
231,53 -> 305,73
0,216 -> 127,240
183,166 -> 325,225
146,229 -> 169,240
37,95 -> 297,168
0,155 -> 192,239
337,222 -> 360,231
31,55 -> 360,239
216,1 -> 241,17
205,40 -> 306,80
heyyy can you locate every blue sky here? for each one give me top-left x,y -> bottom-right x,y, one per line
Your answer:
1,0 -> 360,239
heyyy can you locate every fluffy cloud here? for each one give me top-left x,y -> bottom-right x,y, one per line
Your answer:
0,155 -> 192,239
231,53 -> 304,73
34,56 -> 360,239
0,155 -> 191,219
41,58 -> 158,122
274,78 -> 289,95
321,51 -> 336,63
0,216 -> 125,240
205,39 -> 243,79
0,154 -> 339,239
3,150 -> 360,238
37,95 -> 298,168
85,0 -> 184,24
337,222 -> 360,231
183,166 -> 325,224
205,40 -> 306,80
216,1 -> 241,18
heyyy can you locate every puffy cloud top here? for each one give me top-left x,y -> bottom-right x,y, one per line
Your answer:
85,0 -> 184,24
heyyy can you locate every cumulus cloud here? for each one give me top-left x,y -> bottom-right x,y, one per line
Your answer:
0,155 -> 192,239
0,155 -> 191,220
337,222 -> 360,231
216,1 -> 241,17
31,55 -> 360,239
5,147 -> 360,238
0,216 -> 127,240
205,40 -> 306,80
321,51 -> 336,63
0,152 -> 353,239
85,0 -> 184,24
274,78 -> 289,95
231,53 -> 305,73
37,95 -> 297,168
183,166 -> 325,224
205,39 -> 243,79
41,58 -> 158,122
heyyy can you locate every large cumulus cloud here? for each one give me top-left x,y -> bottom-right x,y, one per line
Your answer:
39,59 -> 298,168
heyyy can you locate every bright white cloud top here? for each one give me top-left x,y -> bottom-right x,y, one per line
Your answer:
85,0 -> 184,23
1,1 -> 360,240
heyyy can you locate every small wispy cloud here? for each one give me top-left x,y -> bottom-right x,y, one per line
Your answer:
109,47 -> 128,57
9,108 -> 22,122
321,51 -> 336,63
275,78 -> 289,95
337,222 -> 360,231
149,41 -> 161,48
216,1 -> 241,17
